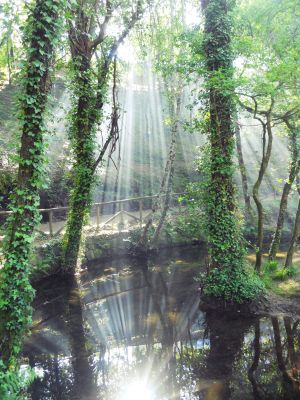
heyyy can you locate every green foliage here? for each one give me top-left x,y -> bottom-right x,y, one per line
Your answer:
263,260 -> 279,272
0,169 -> 16,208
262,261 -> 298,286
235,0 -> 300,118
273,268 -> 289,281
201,265 -> 264,303
0,363 -> 35,399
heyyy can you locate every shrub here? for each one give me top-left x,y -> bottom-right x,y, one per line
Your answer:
263,260 -> 278,272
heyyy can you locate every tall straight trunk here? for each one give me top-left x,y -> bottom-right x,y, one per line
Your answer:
269,124 -> 300,260
0,0 -> 61,372
235,122 -> 252,216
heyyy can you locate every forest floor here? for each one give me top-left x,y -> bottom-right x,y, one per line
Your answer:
246,250 -> 300,296
200,249 -> 300,318
244,250 -> 300,316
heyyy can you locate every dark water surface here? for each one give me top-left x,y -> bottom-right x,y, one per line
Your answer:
23,247 -> 300,399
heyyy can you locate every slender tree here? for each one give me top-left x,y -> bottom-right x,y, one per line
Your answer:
239,96 -> 274,272
0,0 -> 63,383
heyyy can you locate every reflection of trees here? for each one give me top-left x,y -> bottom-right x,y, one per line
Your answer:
272,317 -> 300,399
26,255 -> 300,400
197,312 -> 250,400
27,275 -> 99,400
243,317 -> 300,400
64,276 -> 98,400
142,265 -> 180,400
248,320 -> 261,399
29,354 -> 73,400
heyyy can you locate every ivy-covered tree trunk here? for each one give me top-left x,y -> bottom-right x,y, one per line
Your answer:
61,47 -> 99,272
0,0 -> 62,376
61,1 -> 143,272
201,0 -> 255,302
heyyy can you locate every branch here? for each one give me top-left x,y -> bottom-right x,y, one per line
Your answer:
105,0 -> 144,65
92,57 -> 120,172
91,0 -> 113,49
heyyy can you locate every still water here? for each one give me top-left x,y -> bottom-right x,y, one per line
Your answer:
24,247 -> 300,399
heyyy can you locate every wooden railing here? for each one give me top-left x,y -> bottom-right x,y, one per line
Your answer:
0,192 -> 185,237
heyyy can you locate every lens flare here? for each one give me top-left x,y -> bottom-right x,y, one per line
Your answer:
120,380 -> 154,400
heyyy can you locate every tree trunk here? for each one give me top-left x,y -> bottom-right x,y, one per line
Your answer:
0,0 -> 61,372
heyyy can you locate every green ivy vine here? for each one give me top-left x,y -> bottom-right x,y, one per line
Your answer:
0,0 -> 63,394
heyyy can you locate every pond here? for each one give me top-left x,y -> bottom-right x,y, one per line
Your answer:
23,246 -> 300,399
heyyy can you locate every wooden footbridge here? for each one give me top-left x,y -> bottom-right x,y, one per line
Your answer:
0,193 -> 185,237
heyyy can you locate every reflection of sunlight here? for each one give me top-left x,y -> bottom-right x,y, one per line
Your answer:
120,381 -> 154,400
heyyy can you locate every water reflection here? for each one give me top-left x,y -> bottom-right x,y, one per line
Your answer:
23,248 -> 300,399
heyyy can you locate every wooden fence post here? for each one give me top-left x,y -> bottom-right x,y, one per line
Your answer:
139,199 -> 143,226
96,204 -> 100,229
120,202 -> 124,228
49,210 -> 53,237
